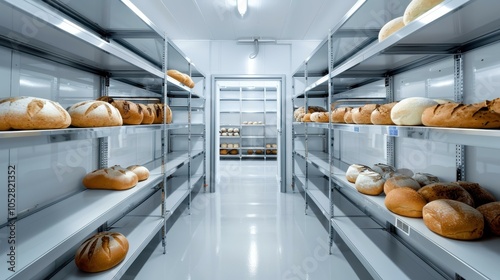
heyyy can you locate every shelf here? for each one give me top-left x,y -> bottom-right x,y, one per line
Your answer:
306,151 -> 330,177
241,136 -> 265,139
220,98 -> 277,101
306,122 -> 330,129
165,187 -> 190,217
165,150 -> 203,177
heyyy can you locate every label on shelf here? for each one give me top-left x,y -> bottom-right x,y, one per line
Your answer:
395,217 -> 410,236
388,126 -> 399,137
353,126 -> 360,133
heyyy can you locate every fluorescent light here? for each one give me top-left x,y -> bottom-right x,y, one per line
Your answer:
237,0 -> 247,17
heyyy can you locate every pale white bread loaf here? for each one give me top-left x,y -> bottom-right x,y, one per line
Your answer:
346,164 -> 370,183
421,101 -> 500,128
227,143 -> 234,148
423,199 -> 484,240
352,104 -> 379,124
69,100 -> 122,127
355,169 -> 385,196
221,143 -> 228,148
371,102 -> 397,125
344,108 -> 354,124
391,97 -> 438,125
403,0 -> 445,25
233,143 -> 239,148
82,165 -> 138,190
434,98 -> 454,104
126,165 -> 150,181
75,231 -> 129,272
384,175 -> 421,195
0,96 -> 71,130
417,182 -> 475,207
385,187 -> 427,218
137,103 -> 154,124
310,112 -> 330,123
476,202 -> 500,236
331,107 -> 352,123
455,181 -> 496,207
228,128 -> 234,133
97,97 -> 143,125
378,16 -> 405,41
412,172 -> 439,187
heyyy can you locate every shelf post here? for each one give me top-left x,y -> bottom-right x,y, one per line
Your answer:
454,54 -> 466,181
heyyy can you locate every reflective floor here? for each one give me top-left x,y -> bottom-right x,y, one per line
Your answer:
131,160 -> 360,280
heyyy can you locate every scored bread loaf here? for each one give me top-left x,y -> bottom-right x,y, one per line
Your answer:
83,165 -> 138,190
385,187 -> 427,218
126,165 -> 150,181
421,101 -> 500,128
346,164 -> 370,183
455,181 -> 496,207
355,169 -> 385,196
68,100 -> 122,127
417,182 -> 475,207
371,102 -> 397,125
423,199 -> 483,240
352,104 -> 379,124
391,97 -> 438,126
310,112 -> 330,123
403,0 -> 444,25
150,103 -> 172,124
477,202 -> 500,236
331,107 -> 351,123
384,175 -> 421,195
97,97 -> 143,125
379,16 -> 405,41
137,103 -> 154,125
0,96 -> 71,130
344,109 -> 354,124
75,232 -> 129,272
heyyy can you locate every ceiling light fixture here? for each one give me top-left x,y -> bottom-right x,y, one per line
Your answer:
237,0 -> 247,17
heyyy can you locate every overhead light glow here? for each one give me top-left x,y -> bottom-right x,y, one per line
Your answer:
237,0 -> 247,17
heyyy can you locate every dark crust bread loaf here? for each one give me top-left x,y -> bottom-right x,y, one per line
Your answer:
417,182 -> 475,207
371,102 -> 397,125
385,187 -> 427,218
477,202 -> 500,236
150,104 -> 172,124
455,181 -> 496,207
352,104 -> 379,124
422,101 -> 500,128
137,103 -> 154,124
75,232 -> 129,272
331,107 -> 352,123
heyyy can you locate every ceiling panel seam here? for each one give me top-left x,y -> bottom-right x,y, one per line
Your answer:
193,0 -> 214,39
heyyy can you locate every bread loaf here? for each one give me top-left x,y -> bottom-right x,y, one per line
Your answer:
455,181 -> 496,207
371,102 -> 397,125
385,187 -> 427,218
477,202 -> 500,236
379,17 -> 405,41
422,101 -> 500,128
355,169 -> 385,196
344,109 -> 354,124
331,107 -> 351,123
302,113 -> 312,122
75,232 -> 129,272
126,165 -> 150,181
247,149 -> 254,155
403,0 -> 444,25
151,103 -> 172,124
0,96 -> 71,130
97,97 -> 143,125
137,104 -> 154,124
220,149 -> 228,155
417,182 -> 475,207
423,199 -> 483,240
255,149 -> 263,154
391,97 -> 438,126
412,172 -> 439,187
310,112 -> 330,123
371,163 -> 396,178
69,100 -> 123,127
352,104 -> 379,124
384,175 -> 421,195
229,149 -> 238,155
83,165 -> 138,190
346,164 -> 370,183
167,69 -> 194,88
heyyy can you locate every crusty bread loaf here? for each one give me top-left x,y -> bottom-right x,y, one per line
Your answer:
137,104 -> 154,125
423,199 -> 483,240
126,165 -> 150,181
346,164 -> 370,183
379,16 -> 405,41
455,181 -> 496,207
421,101 -> 500,128
229,149 -> 238,155
75,232 -> 129,272
255,149 -> 263,154
83,165 -> 138,190
477,202 -> 500,236
220,149 -> 228,155
371,102 -> 397,125
403,0 -> 444,25
0,96 -> 71,130
384,175 -> 421,195
150,103 -> 172,124
302,113 -> 312,122
391,97 -> 438,126
167,69 -> 194,88
331,107 -> 351,123
355,169 -> 385,196
247,149 -> 254,155
352,104 -> 379,124
344,109 -> 354,124
371,163 -> 396,178
417,182 -> 475,207
69,100 -> 123,127
181,73 -> 195,88
412,172 -> 439,187
310,112 -> 330,123
97,97 -> 143,125
385,187 -> 427,218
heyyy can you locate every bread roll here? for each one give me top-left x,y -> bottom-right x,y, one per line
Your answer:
403,0 -> 444,25
417,182 -> 475,207
355,170 -> 385,196
352,104 -> 379,124
344,109 -> 354,124
391,97 -> 438,126
385,187 -> 427,218
0,96 -> 71,130
310,112 -> 330,123
302,113 -> 312,122
412,172 -> 439,187
137,104 -> 154,124
266,149 -> 272,155
422,101 -> 500,128
384,175 -> 421,195
371,102 -> 397,125
423,199 -> 483,240
126,165 -> 150,181
455,181 -> 496,207
75,232 -> 129,272
229,149 -> 238,155
83,165 -> 138,190
220,149 -> 228,155
477,202 -> 500,236
331,107 -> 352,123
379,17 -> 405,41
97,97 -> 143,125
69,101 -> 122,127
346,164 -> 370,183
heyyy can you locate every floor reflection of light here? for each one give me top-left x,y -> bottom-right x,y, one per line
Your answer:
250,225 -> 257,235
248,241 -> 258,276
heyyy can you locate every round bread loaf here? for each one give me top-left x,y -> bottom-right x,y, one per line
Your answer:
83,165 -> 138,190
417,182 -> 474,207
294,107 -> 305,121
228,128 -> 234,133
75,231 -> 129,272
355,170 -> 385,196
266,144 -> 271,148
233,143 -> 239,148
137,104 -> 154,125
220,149 -> 228,155
272,144 -> 278,148
310,112 -> 330,123
69,100 -> 123,127
221,143 -> 228,148
476,202 -> 500,236
247,149 -> 254,155
272,149 -> 278,154
371,163 -> 396,178
391,97 -> 438,126
97,97 -> 143,125
384,175 -> 421,195
255,149 -> 263,154
229,149 -> 238,155
234,128 -> 240,133
266,149 -> 272,154
403,0 -> 444,25
346,164 -> 370,183
221,132 -> 228,136
233,132 -> 239,136
412,172 -> 439,187
331,107 -> 352,123
371,102 -> 398,125
227,144 -> 234,148
0,96 -> 71,130
126,165 -> 150,181
379,16 -> 405,41
352,104 -> 379,124
150,104 -> 172,124
455,181 -> 496,207
423,199 -> 483,240
302,113 -> 312,122
385,187 -> 427,218
220,127 -> 227,132
344,109 -> 354,124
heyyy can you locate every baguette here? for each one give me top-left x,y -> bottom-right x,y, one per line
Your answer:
422,101 -> 500,128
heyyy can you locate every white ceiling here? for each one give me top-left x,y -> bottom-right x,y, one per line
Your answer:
132,0 -> 358,40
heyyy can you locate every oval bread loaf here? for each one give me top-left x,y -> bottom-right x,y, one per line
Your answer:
83,165 -> 138,190
126,165 -> 150,181
137,104 -> 154,124
355,169 -> 385,196
97,97 -> 143,125
220,149 -> 228,155
371,102 -> 397,125
346,164 -> 370,183
302,113 -> 312,122
421,101 -> 500,128
379,16 -> 405,41
455,181 -> 496,207
352,104 -> 379,124
476,202 -> 500,236
385,187 -> 427,218
0,96 -> 71,130
391,97 -> 438,126
69,100 -> 122,127
75,232 -> 129,272
417,182 -> 475,207
310,112 -> 330,123
229,149 -> 238,155
403,0 -> 444,25
331,107 -> 351,123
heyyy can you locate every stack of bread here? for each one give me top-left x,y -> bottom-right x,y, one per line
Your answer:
167,69 -> 195,88
345,162 -> 500,240
293,106 -> 327,122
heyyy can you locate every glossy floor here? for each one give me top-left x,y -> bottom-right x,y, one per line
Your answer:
130,160 -> 360,280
